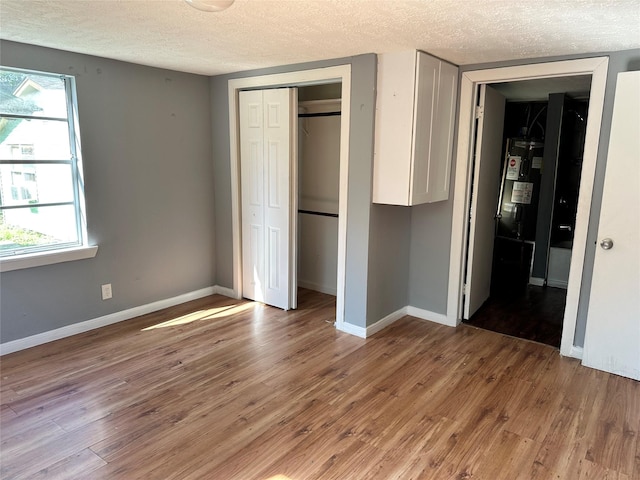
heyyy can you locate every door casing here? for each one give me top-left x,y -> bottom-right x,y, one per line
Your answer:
229,65 -> 351,328
447,57 -> 609,358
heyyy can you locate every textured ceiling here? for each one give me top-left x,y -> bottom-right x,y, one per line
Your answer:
1,0 -> 639,76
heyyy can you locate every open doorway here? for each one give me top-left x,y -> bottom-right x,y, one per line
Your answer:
447,57 -> 609,358
295,84 -> 342,312
297,84 -> 341,304
464,77 -> 591,347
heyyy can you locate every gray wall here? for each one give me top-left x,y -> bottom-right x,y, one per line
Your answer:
408,200 -> 455,314
0,41 -> 215,343
4,38 -> 636,345
210,54 -> 383,328
367,204 -> 411,323
408,48 -> 640,347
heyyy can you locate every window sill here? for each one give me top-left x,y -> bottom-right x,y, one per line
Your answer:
0,245 -> 99,273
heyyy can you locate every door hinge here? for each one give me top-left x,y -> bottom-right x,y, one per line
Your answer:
463,283 -> 468,295
475,105 -> 484,119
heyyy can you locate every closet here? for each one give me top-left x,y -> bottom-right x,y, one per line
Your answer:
238,83 -> 342,311
296,84 -> 341,296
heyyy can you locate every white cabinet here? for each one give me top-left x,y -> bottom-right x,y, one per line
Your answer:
373,50 -> 458,205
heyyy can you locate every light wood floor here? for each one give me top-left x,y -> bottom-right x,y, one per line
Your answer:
1,289 -> 638,480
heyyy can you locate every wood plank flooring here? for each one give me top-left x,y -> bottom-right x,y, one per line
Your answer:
1,289 -> 638,479
465,285 -> 566,348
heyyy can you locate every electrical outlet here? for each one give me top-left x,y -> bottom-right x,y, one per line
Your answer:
101,283 -> 112,300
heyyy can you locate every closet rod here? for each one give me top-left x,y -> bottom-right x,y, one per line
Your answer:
298,111 -> 341,118
298,209 -> 339,218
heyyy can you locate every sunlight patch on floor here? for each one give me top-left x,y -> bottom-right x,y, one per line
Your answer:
142,302 -> 256,330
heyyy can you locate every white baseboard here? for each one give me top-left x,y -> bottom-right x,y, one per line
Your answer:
337,307 -> 407,339
337,305 -> 455,340
213,285 -> 237,298
547,279 -> 568,289
566,345 -> 584,360
297,280 -> 337,296
2,290 -> 459,354
336,321 -> 366,338
406,306 -> 456,327
529,277 -> 545,287
1,285 -> 232,356
366,307 -> 407,337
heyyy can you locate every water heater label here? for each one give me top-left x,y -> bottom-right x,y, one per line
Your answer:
511,181 -> 534,204
506,156 -> 521,180
532,156 -> 543,169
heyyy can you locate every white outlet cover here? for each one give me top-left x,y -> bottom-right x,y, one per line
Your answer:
101,284 -> 112,300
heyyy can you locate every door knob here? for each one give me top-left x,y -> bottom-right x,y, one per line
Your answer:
600,238 -> 614,250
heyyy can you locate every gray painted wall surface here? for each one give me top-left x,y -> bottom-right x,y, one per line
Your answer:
408,48 -> 640,345
0,41 -> 215,343
408,200 -> 455,315
366,204 -> 411,324
4,38 -> 636,345
210,54 -> 378,328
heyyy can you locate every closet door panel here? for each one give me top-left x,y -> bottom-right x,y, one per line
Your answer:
239,90 -> 265,302
262,88 -> 295,310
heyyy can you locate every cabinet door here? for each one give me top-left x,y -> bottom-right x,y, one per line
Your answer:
373,50 -> 417,205
410,52 -> 439,205
429,60 -> 458,202
412,55 -> 458,204
411,56 -> 458,204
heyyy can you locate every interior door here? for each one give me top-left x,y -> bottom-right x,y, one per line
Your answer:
463,84 -> 506,319
582,71 -> 640,380
239,88 -> 297,310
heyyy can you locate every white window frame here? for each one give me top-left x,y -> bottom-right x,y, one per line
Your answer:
0,67 -> 97,272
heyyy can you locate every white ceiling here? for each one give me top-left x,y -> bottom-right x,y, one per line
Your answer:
1,0 -> 639,76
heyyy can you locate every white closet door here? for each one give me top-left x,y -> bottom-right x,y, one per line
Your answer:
240,90 -> 265,303
464,84 -> 506,319
239,88 -> 296,310
582,72 -> 640,380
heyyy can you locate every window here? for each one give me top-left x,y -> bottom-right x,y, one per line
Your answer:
0,67 -> 88,258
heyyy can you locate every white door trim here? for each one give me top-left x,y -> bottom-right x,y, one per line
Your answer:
228,65 -> 351,328
447,57 -> 609,357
